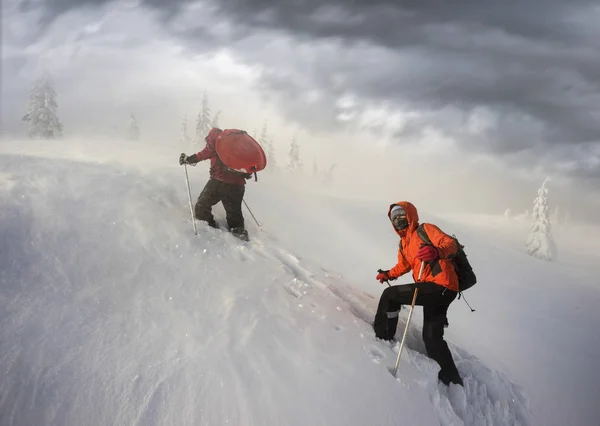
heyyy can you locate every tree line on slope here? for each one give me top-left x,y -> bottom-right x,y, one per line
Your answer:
178,91 -> 340,179
20,73 -> 337,182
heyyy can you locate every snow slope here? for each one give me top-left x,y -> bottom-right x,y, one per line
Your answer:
1,139 -> 599,426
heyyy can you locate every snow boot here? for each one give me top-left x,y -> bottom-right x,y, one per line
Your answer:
373,309 -> 400,341
438,369 -> 464,387
372,318 -> 398,341
230,227 -> 249,241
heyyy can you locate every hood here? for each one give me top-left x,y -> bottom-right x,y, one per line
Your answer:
387,201 -> 419,237
205,127 -> 223,147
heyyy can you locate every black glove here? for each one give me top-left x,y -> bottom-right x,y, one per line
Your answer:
179,153 -> 197,165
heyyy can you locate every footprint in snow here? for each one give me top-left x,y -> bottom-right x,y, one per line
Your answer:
269,247 -> 316,284
233,245 -> 254,262
366,345 -> 386,364
282,278 -> 309,299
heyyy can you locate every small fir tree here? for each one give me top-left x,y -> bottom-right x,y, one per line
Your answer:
180,114 -> 191,146
287,136 -> 303,171
526,177 -> 557,261
195,91 -> 212,143
323,163 -> 337,185
211,110 -> 221,128
259,122 -> 276,170
128,113 -> 140,140
22,72 -> 63,139
551,206 -> 560,226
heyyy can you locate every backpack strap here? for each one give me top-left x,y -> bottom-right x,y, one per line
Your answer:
416,224 -> 443,277
416,224 -> 432,245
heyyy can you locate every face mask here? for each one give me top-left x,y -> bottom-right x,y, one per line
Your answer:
390,206 -> 408,230
392,215 -> 408,230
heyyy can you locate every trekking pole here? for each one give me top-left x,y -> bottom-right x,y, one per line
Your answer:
183,164 -> 197,236
391,261 -> 424,377
243,199 -> 261,228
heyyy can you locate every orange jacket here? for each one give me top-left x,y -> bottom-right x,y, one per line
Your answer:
387,201 -> 459,292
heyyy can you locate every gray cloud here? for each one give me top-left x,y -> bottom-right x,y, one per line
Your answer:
17,0 -> 191,23
210,0 -> 598,54
7,0 -> 600,184
207,0 -> 600,140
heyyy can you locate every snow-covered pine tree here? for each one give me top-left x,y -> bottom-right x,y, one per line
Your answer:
267,137 -> 277,170
258,123 -> 269,149
526,177 -> 557,261
180,114 -> 191,146
551,205 -> 560,226
128,113 -> 140,140
504,208 -> 512,219
211,111 -> 221,128
259,122 -> 276,170
22,72 -> 63,139
312,158 -> 319,176
323,163 -> 337,185
287,136 -> 303,171
195,91 -> 212,144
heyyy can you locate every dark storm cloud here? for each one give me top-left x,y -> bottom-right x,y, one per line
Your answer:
17,0 -> 192,22
210,0 -> 591,44
203,0 -> 600,143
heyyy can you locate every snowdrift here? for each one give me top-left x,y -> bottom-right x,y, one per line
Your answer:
0,144 -> 598,426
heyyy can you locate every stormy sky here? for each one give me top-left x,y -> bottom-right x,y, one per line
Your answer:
2,0 -> 600,218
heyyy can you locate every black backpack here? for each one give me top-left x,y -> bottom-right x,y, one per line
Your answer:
416,224 -> 477,294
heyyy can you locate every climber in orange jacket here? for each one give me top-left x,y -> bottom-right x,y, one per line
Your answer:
374,201 -> 463,386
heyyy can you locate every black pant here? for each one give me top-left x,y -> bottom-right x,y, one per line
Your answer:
373,282 -> 461,380
194,179 -> 245,230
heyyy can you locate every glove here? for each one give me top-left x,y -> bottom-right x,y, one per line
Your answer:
376,269 -> 396,284
179,153 -> 197,165
416,245 -> 438,262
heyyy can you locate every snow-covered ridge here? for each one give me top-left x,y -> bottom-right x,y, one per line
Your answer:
1,147 -> 598,426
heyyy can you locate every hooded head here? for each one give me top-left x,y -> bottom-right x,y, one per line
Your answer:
205,127 -> 222,147
387,201 -> 419,237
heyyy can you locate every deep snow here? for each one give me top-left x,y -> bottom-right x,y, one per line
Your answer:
1,138 -> 599,426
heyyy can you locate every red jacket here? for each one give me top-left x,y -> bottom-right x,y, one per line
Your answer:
193,128 -> 246,186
